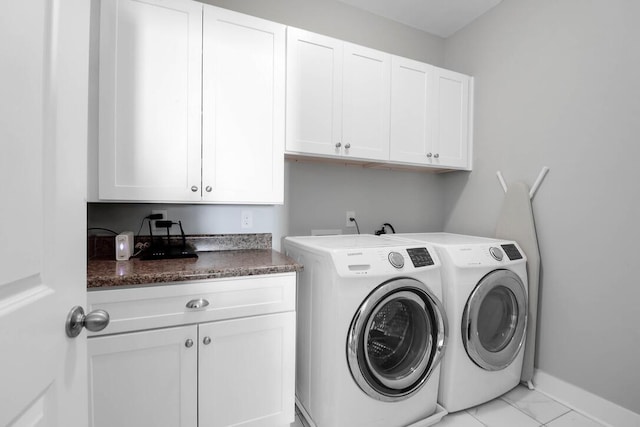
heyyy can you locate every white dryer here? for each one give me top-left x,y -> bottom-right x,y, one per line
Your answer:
389,233 -> 528,413
283,234 -> 448,427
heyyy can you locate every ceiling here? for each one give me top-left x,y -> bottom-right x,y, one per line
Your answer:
335,0 -> 503,38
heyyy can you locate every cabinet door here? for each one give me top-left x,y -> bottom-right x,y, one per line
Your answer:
389,56 -> 435,165
88,325 -> 198,427
285,28 -> 343,157
202,6 -> 285,204
98,0 -> 202,201
198,312 -> 296,427
342,42 -> 391,161
432,67 -> 472,169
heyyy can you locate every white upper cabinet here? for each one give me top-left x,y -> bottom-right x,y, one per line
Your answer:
202,6 -> 285,204
342,43 -> 391,160
287,27 -> 472,170
390,59 -> 472,170
286,28 -> 391,162
99,0 -> 203,202
285,29 -> 343,157
389,56 -> 435,166
97,0 -> 285,203
432,66 -> 472,170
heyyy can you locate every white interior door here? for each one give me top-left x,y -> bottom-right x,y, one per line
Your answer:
0,0 -> 90,425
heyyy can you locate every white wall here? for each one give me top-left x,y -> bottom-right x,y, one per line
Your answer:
287,160 -> 447,237
88,0 -> 447,249
442,0 -> 640,414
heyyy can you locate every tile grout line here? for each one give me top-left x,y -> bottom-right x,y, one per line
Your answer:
498,395 -> 546,425
463,408 -> 489,426
542,409 -> 575,426
533,387 -> 609,426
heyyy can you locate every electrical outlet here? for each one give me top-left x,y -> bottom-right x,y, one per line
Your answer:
151,210 -> 168,234
346,211 -> 356,227
241,210 -> 253,229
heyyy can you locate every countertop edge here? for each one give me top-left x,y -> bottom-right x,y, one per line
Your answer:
87,249 -> 303,290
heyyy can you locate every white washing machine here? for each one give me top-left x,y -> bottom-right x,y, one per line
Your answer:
283,234 -> 448,427
389,233 -> 528,413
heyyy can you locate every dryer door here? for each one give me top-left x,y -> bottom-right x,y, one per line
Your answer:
462,269 -> 527,371
347,278 -> 447,401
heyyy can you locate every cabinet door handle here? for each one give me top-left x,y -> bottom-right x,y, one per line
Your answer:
185,339 -> 194,348
426,152 -> 432,158
434,153 -> 439,159
186,298 -> 210,309
335,142 -> 342,148
344,143 -> 351,149
203,336 -> 212,345
191,185 -> 199,192
205,186 -> 212,192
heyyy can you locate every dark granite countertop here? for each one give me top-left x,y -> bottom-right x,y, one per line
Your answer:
86,234 -> 302,289
87,249 -> 302,289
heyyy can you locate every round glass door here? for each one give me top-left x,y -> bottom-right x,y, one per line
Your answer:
347,278 -> 447,401
462,269 -> 527,371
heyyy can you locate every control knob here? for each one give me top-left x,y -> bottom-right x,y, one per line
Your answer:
388,252 -> 405,269
489,246 -> 504,261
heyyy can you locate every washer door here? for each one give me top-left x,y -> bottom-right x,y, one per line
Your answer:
347,278 -> 447,401
462,269 -> 527,371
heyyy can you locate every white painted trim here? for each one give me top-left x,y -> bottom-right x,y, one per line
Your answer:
534,369 -> 640,427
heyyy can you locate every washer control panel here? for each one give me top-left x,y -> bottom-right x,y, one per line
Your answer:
406,247 -> 435,267
327,244 -> 440,277
388,251 -> 405,269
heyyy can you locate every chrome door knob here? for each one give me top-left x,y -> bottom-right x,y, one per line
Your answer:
65,306 -> 110,338
434,153 -> 439,158
426,153 -> 433,158
205,186 -> 212,192
335,142 -> 342,148
185,339 -> 194,348
203,336 -> 212,345
191,185 -> 199,192
344,143 -> 351,149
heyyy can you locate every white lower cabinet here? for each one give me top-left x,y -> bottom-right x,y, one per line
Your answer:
87,274 -> 296,427
88,325 -> 198,427
198,313 -> 295,427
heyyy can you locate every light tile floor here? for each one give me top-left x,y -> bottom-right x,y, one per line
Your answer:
290,385 -> 606,427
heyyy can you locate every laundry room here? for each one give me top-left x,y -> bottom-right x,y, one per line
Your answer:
3,0 -> 640,426
85,0 -> 638,426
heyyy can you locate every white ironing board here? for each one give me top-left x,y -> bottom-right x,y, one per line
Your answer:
495,180 -> 540,388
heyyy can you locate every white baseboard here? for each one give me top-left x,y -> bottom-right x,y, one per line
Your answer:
534,369 -> 640,427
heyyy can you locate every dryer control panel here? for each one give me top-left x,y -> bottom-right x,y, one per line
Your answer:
447,243 -> 526,267
501,244 -> 523,260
